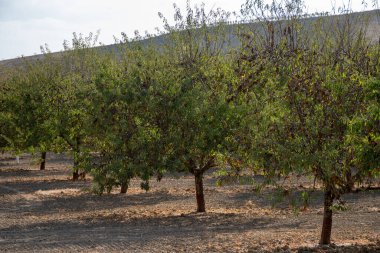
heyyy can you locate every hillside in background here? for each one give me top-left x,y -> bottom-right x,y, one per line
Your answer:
0,9 -> 379,68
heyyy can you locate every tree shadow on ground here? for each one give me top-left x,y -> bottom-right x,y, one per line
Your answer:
0,179 -> 90,195
3,189 -> 191,215
0,211 -> 302,251
0,169 -> 71,181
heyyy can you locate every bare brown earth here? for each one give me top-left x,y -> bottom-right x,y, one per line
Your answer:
0,153 -> 379,253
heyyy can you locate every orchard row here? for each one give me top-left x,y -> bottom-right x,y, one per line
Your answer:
0,0 -> 379,245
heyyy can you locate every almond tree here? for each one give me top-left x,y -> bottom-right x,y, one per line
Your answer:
85,42 -> 167,194
239,0 -> 379,244
157,2 -> 242,212
0,55 -> 60,169
52,32 -> 101,180
0,65 -> 14,152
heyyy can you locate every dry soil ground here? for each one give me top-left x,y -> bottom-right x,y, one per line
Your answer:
0,153 -> 379,252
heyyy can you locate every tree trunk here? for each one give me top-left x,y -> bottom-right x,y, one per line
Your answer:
72,139 -> 81,181
320,190 -> 333,245
40,152 -> 46,170
120,181 -> 128,194
73,171 -> 79,181
73,154 -> 79,181
194,172 -> 206,212
345,169 -> 354,192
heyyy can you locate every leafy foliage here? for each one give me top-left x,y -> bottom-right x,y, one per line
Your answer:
1,0 -> 379,245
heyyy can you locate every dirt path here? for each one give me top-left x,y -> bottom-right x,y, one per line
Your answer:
0,153 -> 379,252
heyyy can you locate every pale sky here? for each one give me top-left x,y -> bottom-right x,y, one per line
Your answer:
0,0 -> 378,60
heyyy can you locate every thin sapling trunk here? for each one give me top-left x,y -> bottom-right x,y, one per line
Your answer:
73,151 -> 80,181
40,152 -> 46,170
